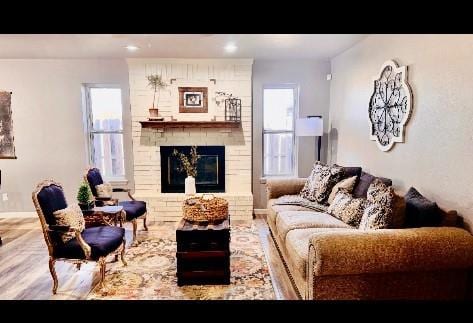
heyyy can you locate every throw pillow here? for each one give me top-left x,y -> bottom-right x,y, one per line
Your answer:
52,204 -> 85,243
327,189 -> 367,227
352,171 -> 392,198
391,193 -> 406,229
327,176 -> 357,205
359,179 -> 394,230
300,162 -> 344,204
404,187 -> 442,227
96,183 -> 112,198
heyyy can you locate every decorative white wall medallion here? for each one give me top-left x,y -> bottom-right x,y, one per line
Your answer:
369,60 -> 413,151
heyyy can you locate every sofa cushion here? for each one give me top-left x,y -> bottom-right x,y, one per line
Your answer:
352,171 -> 392,198
276,211 -> 352,242
404,187 -> 442,228
328,189 -> 367,227
267,198 -> 314,224
359,179 -> 394,230
300,162 -> 344,204
285,227 -> 350,280
327,176 -> 357,205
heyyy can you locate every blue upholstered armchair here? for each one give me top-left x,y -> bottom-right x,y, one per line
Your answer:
85,167 -> 148,242
32,180 -> 127,294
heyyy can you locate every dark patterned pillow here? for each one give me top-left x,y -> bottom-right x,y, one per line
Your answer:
328,189 -> 367,227
404,187 -> 442,227
359,179 -> 394,230
300,162 -> 344,204
352,171 -> 392,198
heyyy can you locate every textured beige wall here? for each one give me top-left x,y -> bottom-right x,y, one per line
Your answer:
253,59 -> 331,209
329,34 -> 473,231
0,59 -> 131,212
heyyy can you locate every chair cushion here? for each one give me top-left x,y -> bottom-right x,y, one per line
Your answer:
37,184 -> 68,225
53,204 -> 85,243
276,210 -> 351,242
96,183 -> 112,198
285,227 -> 350,279
87,168 -> 104,197
119,200 -> 147,221
352,171 -> 392,198
54,226 -> 125,260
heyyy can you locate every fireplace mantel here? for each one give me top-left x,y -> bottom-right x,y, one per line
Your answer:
140,120 -> 241,129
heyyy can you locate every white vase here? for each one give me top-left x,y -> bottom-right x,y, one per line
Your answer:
185,176 -> 196,195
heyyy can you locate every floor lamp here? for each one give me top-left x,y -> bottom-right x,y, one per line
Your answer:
296,116 -> 323,162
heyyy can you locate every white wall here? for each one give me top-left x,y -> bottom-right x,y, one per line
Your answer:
0,59 -> 131,212
252,59 -> 331,209
329,34 -> 473,230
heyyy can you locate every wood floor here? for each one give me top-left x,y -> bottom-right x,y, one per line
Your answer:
0,215 -> 298,300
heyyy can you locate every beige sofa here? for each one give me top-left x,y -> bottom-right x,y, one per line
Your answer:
266,178 -> 473,300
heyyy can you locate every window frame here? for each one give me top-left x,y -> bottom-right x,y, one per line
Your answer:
82,83 -> 126,183
262,84 -> 299,178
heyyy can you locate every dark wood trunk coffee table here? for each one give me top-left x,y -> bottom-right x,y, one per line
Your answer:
176,218 -> 230,286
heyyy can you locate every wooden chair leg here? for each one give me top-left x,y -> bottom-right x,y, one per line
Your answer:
132,219 -> 137,243
120,239 -> 127,266
143,215 -> 148,231
98,257 -> 106,289
49,257 -> 58,294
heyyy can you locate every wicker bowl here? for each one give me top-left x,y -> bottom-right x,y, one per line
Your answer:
183,194 -> 228,223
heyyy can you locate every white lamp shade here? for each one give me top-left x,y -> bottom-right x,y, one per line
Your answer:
296,117 -> 323,136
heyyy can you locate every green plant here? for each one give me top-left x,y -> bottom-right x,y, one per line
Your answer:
173,146 -> 200,177
77,181 -> 92,204
147,74 -> 168,108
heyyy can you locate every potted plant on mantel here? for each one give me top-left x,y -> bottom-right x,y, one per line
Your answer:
147,74 -> 168,120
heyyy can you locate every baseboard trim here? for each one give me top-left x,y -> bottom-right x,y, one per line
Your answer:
0,212 -> 36,219
253,209 -> 268,215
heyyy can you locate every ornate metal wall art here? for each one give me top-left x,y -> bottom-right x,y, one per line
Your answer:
225,97 -> 241,122
368,60 -> 413,151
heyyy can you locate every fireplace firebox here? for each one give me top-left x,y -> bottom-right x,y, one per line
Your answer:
160,146 -> 225,193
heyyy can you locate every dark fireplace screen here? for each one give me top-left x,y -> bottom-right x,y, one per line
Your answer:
160,146 -> 225,193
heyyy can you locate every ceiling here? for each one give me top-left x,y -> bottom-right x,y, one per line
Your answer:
0,34 -> 367,60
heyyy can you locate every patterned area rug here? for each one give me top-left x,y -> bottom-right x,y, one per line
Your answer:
87,223 -> 275,300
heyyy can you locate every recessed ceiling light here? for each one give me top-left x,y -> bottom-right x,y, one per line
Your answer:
125,45 -> 140,51
224,43 -> 237,53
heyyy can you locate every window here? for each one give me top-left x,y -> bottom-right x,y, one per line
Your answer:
263,85 -> 298,177
83,85 -> 125,180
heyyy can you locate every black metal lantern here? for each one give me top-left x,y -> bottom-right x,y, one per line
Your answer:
224,97 -> 241,122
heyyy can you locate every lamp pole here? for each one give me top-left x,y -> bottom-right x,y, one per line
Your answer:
307,115 -> 322,162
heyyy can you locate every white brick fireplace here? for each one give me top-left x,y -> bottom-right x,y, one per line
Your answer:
128,59 -> 253,221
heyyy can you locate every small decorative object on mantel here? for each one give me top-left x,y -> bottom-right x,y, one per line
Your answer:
179,87 -> 208,113
225,97 -> 241,122
369,60 -> 413,152
0,91 -> 17,159
173,146 -> 200,195
147,74 -> 168,120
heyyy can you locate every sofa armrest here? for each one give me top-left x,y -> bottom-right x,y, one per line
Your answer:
308,227 -> 473,277
266,178 -> 307,200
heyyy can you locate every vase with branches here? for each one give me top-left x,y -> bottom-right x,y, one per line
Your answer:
173,146 -> 200,195
147,74 -> 168,119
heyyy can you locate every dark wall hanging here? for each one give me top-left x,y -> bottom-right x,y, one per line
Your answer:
0,91 -> 17,159
369,60 -> 413,152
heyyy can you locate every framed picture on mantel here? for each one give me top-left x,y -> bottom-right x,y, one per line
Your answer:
179,87 -> 208,113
